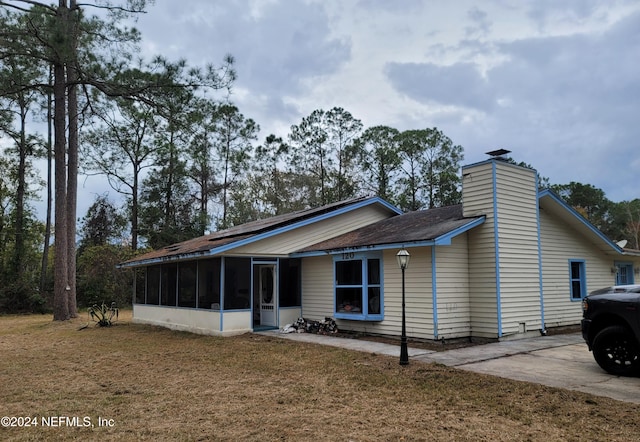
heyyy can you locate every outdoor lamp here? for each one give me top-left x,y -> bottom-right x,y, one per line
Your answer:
396,249 -> 410,365
396,249 -> 410,270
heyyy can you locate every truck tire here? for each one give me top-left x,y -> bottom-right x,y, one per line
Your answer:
592,325 -> 640,376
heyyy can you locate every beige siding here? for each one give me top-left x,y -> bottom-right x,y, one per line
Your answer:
540,209 -> 614,327
463,161 -> 543,338
494,163 -> 542,336
462,162 -> 494,217
232,205 -> 392,256
300,248 -> 436,340
300,255 -> 334,319
380,247 -> 434,339
462,162 -> 499,338
279,307 -> 302,327
434,234 -> 471,339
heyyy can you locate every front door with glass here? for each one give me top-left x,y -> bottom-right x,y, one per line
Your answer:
256,265 -> 277,327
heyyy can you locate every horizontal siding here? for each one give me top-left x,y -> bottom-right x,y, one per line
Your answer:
300,256 -> 334,319
462,162 -> 493,218
468,225 -> 499,337
330,248 -> 434,339
301,248 -> 436,340
463,161 -> 544,338
232,204 -> 392,256
463,162 -> 499,338
540,209 -> 614,327
495,162 -> 542,336
434,234 -> 471,338
378,247 -> 434,339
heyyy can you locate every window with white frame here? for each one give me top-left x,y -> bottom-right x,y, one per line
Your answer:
569,259 -> 586,300
334,253 -> 383,320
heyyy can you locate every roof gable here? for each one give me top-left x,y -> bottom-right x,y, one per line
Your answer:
538,189 -> 626,256
295,205 -> 485,255
119,197 -> 401,267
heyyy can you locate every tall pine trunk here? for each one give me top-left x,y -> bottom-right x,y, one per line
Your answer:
40,67 -> 53,295
132,169 -> 139,251
65,0 -> 79,317
52,57 -> 69,320
14,99 -> 27,275
66,70 -> 78,318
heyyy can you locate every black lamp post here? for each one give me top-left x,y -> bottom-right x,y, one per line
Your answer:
396,249 -> 410,365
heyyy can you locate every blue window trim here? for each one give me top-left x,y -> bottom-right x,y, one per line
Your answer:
568,259 -> 586,301
614,261 -> 635,285
333,251 -> 384,321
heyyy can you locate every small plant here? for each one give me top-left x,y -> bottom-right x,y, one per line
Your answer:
88,302 -> 119,327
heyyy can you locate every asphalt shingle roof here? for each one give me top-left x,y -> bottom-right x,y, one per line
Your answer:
120,197 -> 376,266
298,204 -> 484,252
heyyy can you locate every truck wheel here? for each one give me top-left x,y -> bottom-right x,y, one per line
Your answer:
592,325 -> 640,376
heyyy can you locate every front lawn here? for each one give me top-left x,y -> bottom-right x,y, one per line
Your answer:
0,311 -> 637,441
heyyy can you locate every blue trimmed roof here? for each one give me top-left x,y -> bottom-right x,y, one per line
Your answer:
294,204 -> 485,255
118,196 -> 402,268
538,189 -> 631,256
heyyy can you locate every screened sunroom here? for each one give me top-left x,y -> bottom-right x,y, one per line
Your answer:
131,257 -> 302,335
119,197 -> 401,335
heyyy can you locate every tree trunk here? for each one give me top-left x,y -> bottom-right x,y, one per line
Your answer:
132,168 -> 139,251
40,67 -> 53,295
52,56 -> 69,320
222,135 -> 230,228
165,132 -> 175,230
66,66 -> 78,318
63,0 -> 79,317
65,0 -> 79,316
14,99 -> 27,275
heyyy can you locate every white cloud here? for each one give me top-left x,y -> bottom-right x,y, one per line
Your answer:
24,0 -> 640,223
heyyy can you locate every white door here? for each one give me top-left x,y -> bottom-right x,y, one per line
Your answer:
259,265 -> 277,327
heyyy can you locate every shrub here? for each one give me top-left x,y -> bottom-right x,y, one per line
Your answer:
0,279 -> 46,314
77,244 -> 136,308
88,302 -> 119,327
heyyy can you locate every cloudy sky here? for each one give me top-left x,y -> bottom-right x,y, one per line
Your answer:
124,0 -> 640,204
22,0 -> 639,220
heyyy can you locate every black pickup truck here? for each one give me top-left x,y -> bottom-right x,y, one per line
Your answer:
581,284 -> 640,376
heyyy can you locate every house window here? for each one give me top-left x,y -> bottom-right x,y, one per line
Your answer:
615,263 -> 635,285
569,260 -> 586,300
334,253 -> 383,321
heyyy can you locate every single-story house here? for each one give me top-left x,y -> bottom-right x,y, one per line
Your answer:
119,156 -> 640,340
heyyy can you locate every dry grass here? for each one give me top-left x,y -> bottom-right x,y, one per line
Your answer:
0,311 -> 638,441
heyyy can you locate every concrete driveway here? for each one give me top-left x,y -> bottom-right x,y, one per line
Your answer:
412,333 -> 640,404
267,331 -> 640,404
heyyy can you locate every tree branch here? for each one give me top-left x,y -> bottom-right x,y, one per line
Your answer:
0,0 -> 56,14
75,2 -> 148,14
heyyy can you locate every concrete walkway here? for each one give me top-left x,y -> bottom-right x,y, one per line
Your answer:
262,330 -> 640,404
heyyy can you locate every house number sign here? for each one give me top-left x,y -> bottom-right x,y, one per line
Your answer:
341,252 -> 355,260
